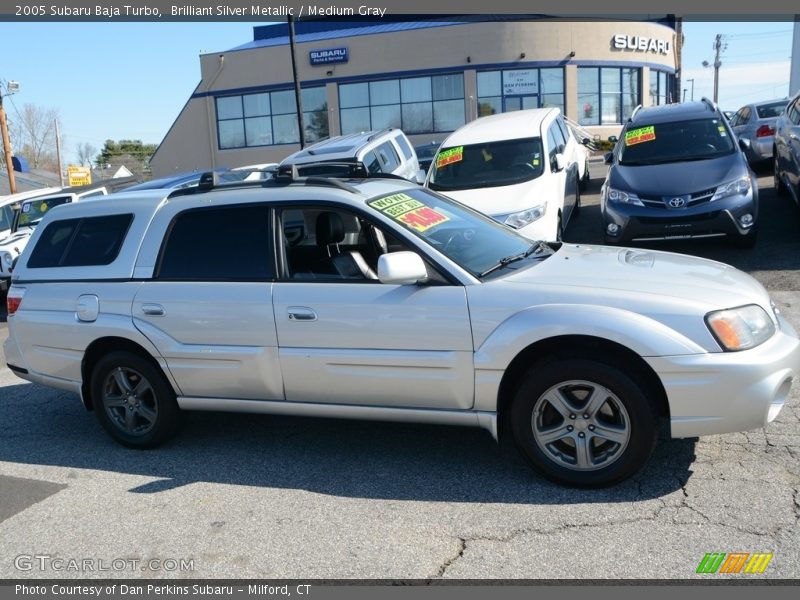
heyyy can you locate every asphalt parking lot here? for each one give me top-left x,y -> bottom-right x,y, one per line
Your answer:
0,165 -> 798,580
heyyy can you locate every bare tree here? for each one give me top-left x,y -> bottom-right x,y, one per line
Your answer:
8,103 -> 61,171
76,142 -> 97,167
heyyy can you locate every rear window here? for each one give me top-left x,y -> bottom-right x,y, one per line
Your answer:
157,205 -> 272,280
756,102 -> 787,119
394,134 -> 414,160
27,214 -> 133,268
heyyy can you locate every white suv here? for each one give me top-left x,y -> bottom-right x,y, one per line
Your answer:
281,128 -> 422,182
426,108 -> 585,241
0,186 -> 108,291
5,167 -> 798,487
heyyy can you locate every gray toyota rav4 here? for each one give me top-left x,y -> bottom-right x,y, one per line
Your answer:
601,98 -> 759,247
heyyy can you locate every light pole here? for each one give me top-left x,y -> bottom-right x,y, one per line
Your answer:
0,80 -> 19,194
687,78 -> 695,101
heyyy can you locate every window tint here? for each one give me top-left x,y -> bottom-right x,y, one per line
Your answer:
790,99 -> 800,126
376,141 -> 400,172
394,134 -> 413,160
756,102 -> 786,119
547,126 -> 560,170
28,214 -> 133,268
740,107 -> 751,124
158,205 -> 272,280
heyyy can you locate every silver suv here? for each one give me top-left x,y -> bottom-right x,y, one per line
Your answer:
280,129 -> 422,182
5,167 -> 799,488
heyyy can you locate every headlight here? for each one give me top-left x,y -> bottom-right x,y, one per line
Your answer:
504,204 -> 546,229
706,304 -> 775,351
710,176 -> 751,202
607,187 -> 644,206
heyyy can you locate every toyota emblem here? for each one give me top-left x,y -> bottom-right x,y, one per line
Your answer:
668,197 -> 686,208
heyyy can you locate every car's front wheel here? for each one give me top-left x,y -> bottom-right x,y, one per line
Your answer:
91,351 -> 181,448
510,358 -> 658,488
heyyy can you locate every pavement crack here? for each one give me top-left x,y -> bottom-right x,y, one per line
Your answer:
433,537 -> 466,579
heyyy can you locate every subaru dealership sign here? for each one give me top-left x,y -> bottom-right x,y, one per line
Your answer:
309,47 -> 349,66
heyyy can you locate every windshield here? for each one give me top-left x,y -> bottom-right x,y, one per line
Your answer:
618,118 -> 736,165
428,137 -> 545,191
366,188 -> 541,278
18,196 -> 73,228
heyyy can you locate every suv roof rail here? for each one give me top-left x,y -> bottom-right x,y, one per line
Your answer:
700,97 -> 717,112
628,104 -> 643,122
366,128 -> 394,143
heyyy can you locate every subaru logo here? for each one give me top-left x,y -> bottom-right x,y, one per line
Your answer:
668,197 -> 686,208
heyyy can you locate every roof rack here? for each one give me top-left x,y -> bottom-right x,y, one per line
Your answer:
628,104 -> 643,122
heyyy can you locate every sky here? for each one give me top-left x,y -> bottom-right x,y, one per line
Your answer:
0,18 -> 796,166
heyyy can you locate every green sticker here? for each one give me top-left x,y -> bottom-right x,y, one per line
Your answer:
436,146 -> 464,168
625,126 -> 656,146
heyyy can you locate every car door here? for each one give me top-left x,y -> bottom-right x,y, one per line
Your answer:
132,203 -> 283,401
272,204 -> 474,410
785,97 -> 800,190
732,106 -> 752,141
547,121 -> 575,223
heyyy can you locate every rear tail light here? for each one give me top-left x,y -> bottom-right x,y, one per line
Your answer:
6,288 -> 25,315
756,125 -> 775,138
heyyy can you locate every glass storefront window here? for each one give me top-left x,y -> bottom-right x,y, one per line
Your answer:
477,68 -> 564,116
339,73 -> 465,135
578,67 -> 640,125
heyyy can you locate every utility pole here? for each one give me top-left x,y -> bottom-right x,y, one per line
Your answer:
712,34 -> 723,103
54,119 -> 64,187
287,15 -> 306,149
0,84 -> 17,194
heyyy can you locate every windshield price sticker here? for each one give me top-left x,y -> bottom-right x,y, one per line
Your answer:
625,126 -> 656,146
369,193 -> 450,232
436,146 -> 464,168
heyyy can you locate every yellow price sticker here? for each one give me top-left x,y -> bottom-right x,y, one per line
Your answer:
625,126 -> 656,146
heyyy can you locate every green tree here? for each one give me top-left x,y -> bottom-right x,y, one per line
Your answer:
95,139 -> 157,173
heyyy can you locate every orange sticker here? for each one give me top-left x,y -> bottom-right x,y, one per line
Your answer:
435,146 -> 463,168
398,207 -> 450,232
625,126 -> 656,146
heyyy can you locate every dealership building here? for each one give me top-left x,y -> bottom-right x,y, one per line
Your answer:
150,16 -> 680,177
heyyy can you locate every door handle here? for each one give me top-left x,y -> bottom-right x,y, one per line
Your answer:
141,303 -> 165,316
287,306 -> 317,321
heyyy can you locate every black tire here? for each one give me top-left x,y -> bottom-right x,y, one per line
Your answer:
509,358 -> 658,488
572,176 -> 582,219
91,351 -> 181,448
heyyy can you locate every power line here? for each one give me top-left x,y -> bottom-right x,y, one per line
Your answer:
725,29 -> 793,39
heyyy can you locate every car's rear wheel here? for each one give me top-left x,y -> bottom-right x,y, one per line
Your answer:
91,351 -> 181,448
580,164 -> 590,192
573,176 -> 582,219
510,358 -> 658,487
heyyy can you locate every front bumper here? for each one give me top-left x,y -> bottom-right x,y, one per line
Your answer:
645,316 -> 800,438
604,193 -> 757,243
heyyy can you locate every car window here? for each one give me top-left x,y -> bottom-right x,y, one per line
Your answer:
362,150 -> 382,174
547,126 -> 562,171
617,118 -> 736,165
18,196 -> 73,228
428,137 -> 545,191
394,134 -> 414,160
278,205 -> 446,283
756,102 -> 787,119
555,117 -> 571,146
27,214 -> 133,268
376,141 -> 400,172
790,99 -> 800,126
0,204 -> 14,231
740,107 -> 751,124
157,205 -> 272,280
366,187 -> 539,278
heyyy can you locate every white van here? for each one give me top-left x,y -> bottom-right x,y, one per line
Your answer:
0,187 -> 62,241
426,108 -> 586,242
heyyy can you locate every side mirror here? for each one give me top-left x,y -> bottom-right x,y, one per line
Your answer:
604,152 -> 614,165
738,138 -> 752,152
608,135 -> 619,143
554,153 -> 566,172
378,251 -> 428,285
415,169 -> 426,185
581,137 -> 591,146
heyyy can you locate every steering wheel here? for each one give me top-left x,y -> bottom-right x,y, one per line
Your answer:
509,161 -> 537,171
